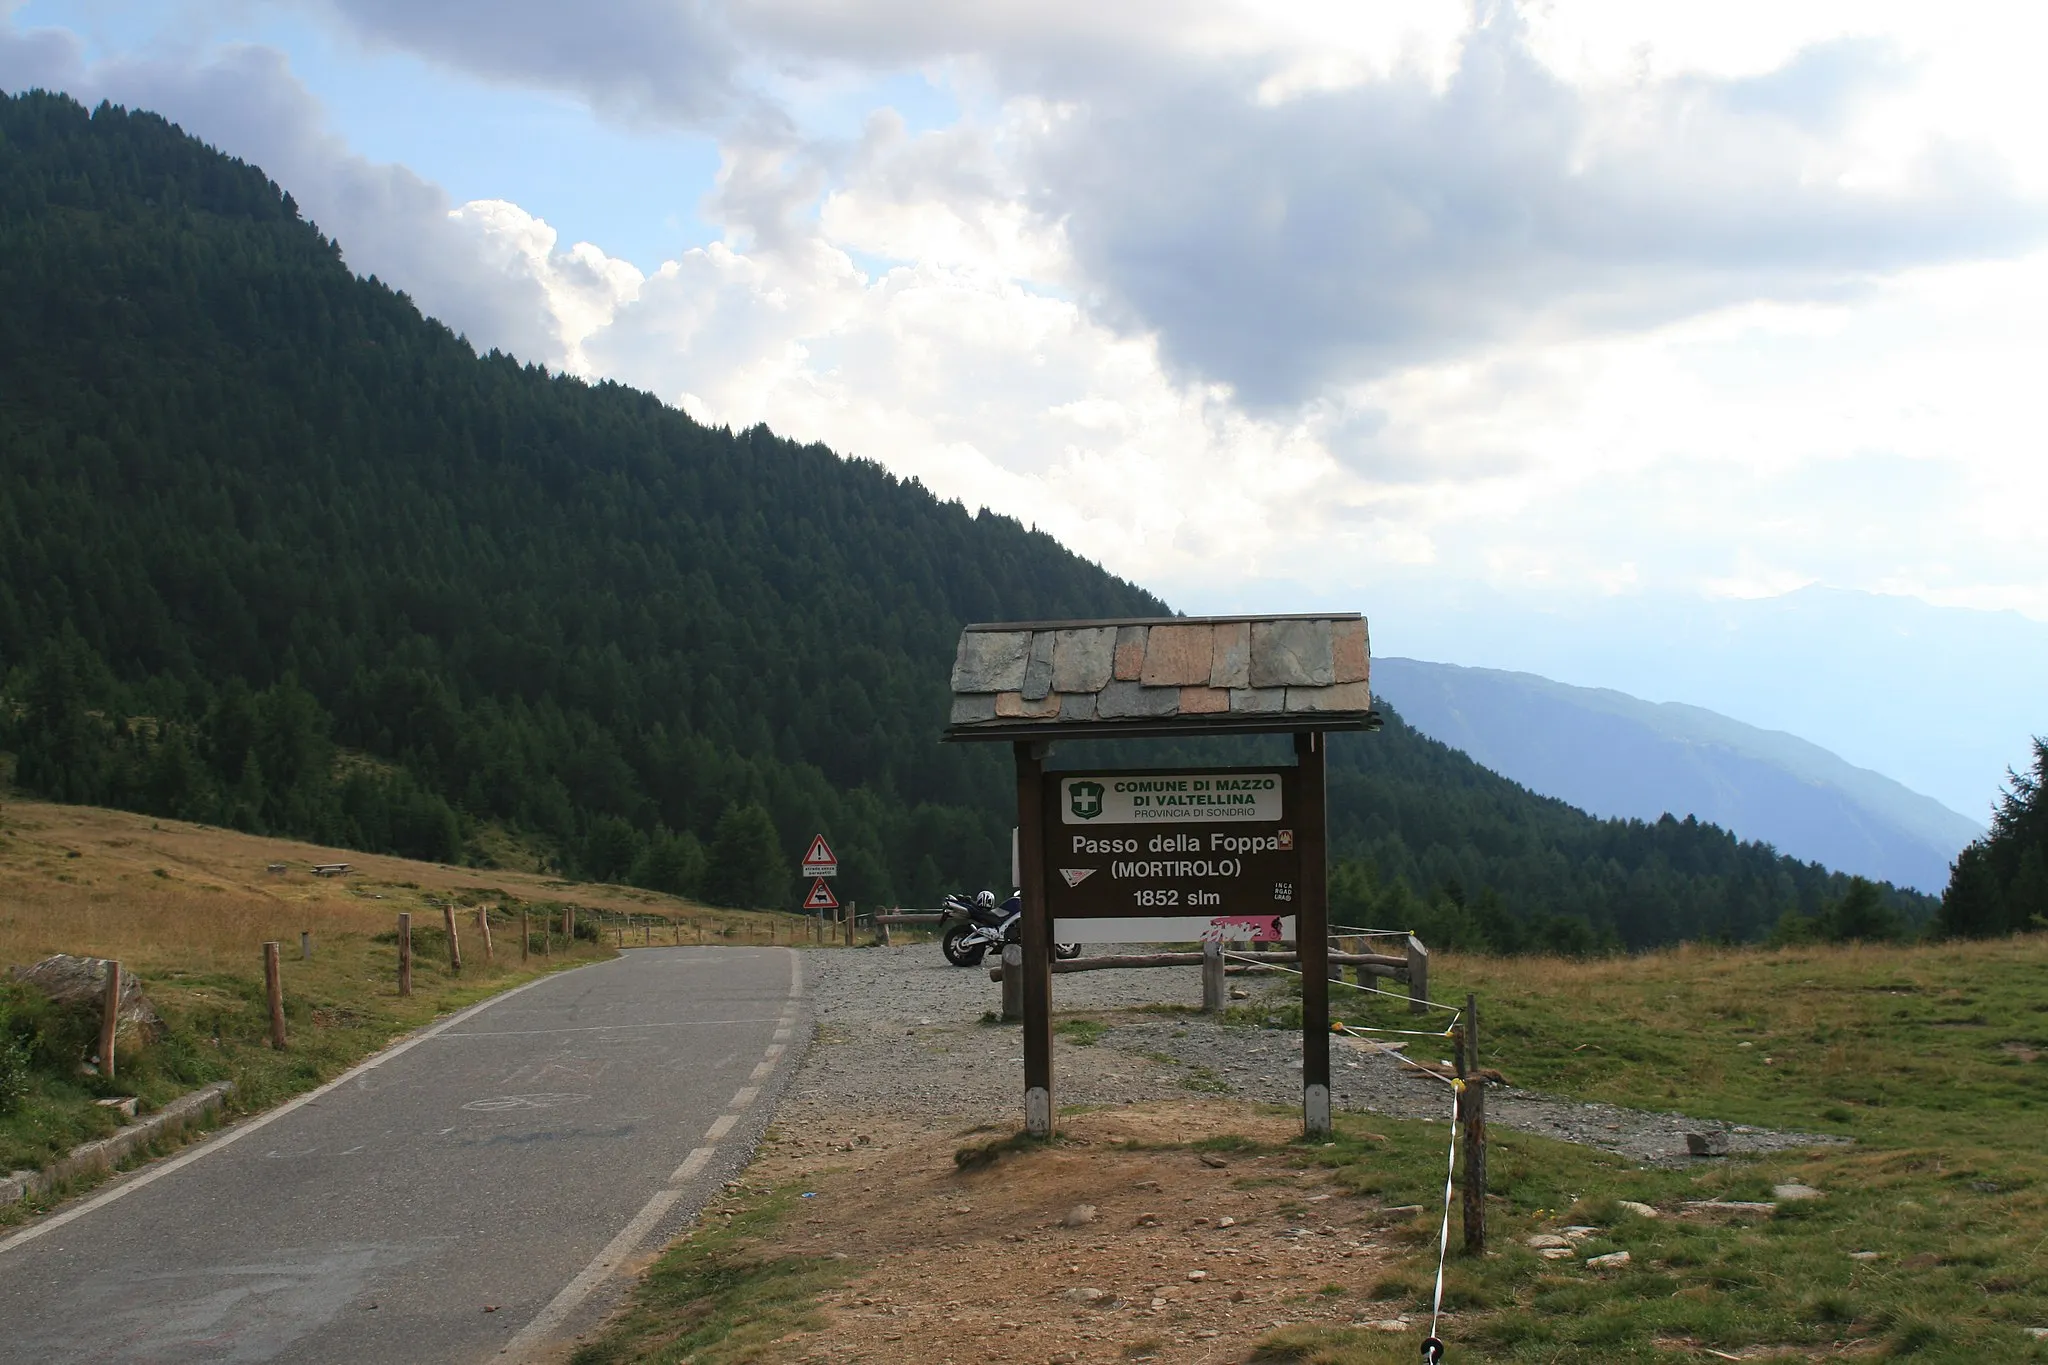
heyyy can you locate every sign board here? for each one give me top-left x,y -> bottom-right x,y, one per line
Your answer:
803,877 -> 839,911
801,834 -> 838,878
1046,767 -> 1302,942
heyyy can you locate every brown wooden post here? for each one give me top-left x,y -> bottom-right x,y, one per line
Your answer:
478,905 -> 495,965
1202,939 -> 1225,1013
99,960 -> 121,1081
1295,730 -> 1332,1137
398,912 -> 413,995
1000,943 -> 1024,1021
264,941 -> 287,1049
562,905 -> 574,946
522,910 -> 531,962
1016,740 -> 1055,1137
300,930 -> 312,961
443,904 -> 462,973
1461,992 -> 1487,1254
1407,934 -> 1430,1015
846,902 -> 856,947
877,914 -> 892,947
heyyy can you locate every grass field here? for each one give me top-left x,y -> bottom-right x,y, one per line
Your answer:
1256,939 -> 2048,1361
577,937 -> 2047,1364
0,798 -> 814,1197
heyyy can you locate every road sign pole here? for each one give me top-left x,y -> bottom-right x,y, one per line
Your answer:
1296,730 -> 1332,1137
1016,740 -> 1054,1138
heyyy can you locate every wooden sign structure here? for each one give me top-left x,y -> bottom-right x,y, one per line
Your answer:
944,614 -> 1376,1138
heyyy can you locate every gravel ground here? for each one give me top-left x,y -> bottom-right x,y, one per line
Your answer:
793,944 -> 1842,1166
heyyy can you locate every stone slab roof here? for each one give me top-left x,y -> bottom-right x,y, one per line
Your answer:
944,614 -> 1375,741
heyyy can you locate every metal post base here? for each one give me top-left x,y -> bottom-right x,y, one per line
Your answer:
1304,1082 -> 1331,1137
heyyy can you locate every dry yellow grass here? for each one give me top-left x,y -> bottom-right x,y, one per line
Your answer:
0,798 -> 809,974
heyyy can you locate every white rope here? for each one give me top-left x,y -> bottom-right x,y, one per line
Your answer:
1218,950 -> 1461,1024
1423,1081 -> 1461,1363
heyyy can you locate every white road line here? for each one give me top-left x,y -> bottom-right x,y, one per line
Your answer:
669,1146 -> 716,1183
727,1086 -> 760,1111
0,969 -> 562,1258
747,1059 -> 775,1081
499,948 -> 805,1362
498,1187 -> 687,1359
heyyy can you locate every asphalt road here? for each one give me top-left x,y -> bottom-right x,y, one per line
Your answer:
0,945 -> 806,1364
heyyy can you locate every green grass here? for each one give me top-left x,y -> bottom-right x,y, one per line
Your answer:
567,1184 -> 856,1365
1228,937 -> 2048,1363
1055,1017 -> 1109,1046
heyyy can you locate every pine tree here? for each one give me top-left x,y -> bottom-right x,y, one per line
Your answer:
703,804 -> 788,909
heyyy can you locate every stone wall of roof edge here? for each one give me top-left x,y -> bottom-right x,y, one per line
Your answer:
1284,681 -> 1373,712
950,693 -> 998,724
1020,631 -> 1057,700
1229,686 -> 1288,713
939,709 -> 1379,742
1331,619 -> 1369,685
1209,622 -> 1251,689
1051,627 -> 1116,692
1250,618 -> 1335,688
952,629 -> 1032,692
961,612 -> 1363,632
1140,622 -> 1214,686
1096,680 -> 1181,719
1112,625 -> 1149,681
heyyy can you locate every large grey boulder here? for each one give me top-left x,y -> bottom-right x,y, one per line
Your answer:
10,955 -> 165,1044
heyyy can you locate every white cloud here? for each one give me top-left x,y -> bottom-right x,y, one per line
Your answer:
7,0 -> 2048,794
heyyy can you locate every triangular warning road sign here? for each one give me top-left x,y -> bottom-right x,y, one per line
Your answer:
802,834 -> 838,875
803,878 -> 840,911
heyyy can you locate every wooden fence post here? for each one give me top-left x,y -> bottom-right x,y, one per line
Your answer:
1407,935 -> 1430,1015
99,960 -> 121,1081
877,914 -> 892,948
1001,944 -> 1024,1022
443,904 -> 462,973
1461,992 -> 1487,1254
1202,940 -> 1225,1013
398,913 -> 413,996
264,941 -> 287,1049
562,906 -> 574,946
522,910 -> 530,962
845,902 -> 856,947
300,931 -> 312,961
478,906 -> 494,965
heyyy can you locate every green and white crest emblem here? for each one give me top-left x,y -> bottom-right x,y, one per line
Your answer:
1068,780 -> 1104,820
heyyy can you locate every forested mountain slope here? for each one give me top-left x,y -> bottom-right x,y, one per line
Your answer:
0,91 -> 1932,946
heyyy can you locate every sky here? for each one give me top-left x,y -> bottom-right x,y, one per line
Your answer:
4,0 -> 2044,822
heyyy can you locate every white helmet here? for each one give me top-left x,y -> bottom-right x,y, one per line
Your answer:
975,890 -> 996,910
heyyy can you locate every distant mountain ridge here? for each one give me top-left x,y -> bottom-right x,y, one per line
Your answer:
1373,657 -> 1980,892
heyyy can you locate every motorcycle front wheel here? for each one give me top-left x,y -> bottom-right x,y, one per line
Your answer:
942,924 -> 988,967
1054,942 -> 1081,960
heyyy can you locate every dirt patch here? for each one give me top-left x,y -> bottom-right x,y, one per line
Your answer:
733,1100 -> 1418,1364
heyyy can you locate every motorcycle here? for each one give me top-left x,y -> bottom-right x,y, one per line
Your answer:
940,890 -> 1081,967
